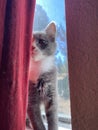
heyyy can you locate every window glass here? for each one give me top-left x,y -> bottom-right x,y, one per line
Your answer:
33,0 -> 71,129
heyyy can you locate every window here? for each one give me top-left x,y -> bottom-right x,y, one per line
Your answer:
33,0 -> 71,130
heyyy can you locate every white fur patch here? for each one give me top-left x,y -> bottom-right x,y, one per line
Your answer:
34,52 -> 46,61
40,56 -> 54,73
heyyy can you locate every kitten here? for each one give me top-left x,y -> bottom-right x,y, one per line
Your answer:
27,22 -> 58,130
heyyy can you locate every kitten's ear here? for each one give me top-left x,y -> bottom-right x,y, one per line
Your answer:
45,21 -> 56,36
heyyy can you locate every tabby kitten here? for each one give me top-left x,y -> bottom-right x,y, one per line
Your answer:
27,22 -> 58,130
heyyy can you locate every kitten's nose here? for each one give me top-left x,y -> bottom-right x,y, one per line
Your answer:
32,46 -> 35,51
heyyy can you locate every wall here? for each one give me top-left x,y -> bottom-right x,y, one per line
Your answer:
65,0 -> 98,130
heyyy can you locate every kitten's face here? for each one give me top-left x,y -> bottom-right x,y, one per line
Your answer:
31,22 -> 57,61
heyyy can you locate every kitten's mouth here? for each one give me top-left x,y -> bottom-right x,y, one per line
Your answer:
31,50 -> 37,56
31,46 -> 39,57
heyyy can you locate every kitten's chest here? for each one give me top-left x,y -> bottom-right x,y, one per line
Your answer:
39,84 -> 51,103
40,56 -> 54,73
29,56 -> 54,82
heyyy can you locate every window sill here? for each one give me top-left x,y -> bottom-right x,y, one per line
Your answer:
42,113 -> 72,130
44,122 -> 71,130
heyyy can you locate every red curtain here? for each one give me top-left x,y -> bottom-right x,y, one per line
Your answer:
0,0 -> 36,130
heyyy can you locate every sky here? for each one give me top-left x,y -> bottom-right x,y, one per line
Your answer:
36,0 -> 66,30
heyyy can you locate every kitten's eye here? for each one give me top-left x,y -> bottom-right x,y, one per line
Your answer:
38,39 -> 48,49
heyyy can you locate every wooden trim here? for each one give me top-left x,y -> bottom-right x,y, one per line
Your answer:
65,0 -> 98,130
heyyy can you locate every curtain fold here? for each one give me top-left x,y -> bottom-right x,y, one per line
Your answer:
0,0 -> 36,130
